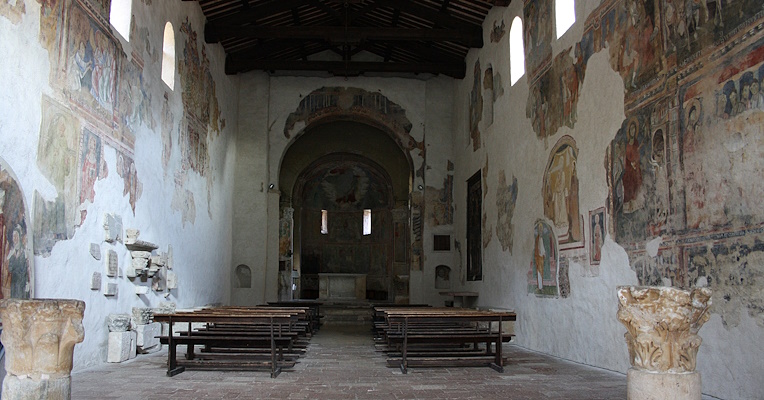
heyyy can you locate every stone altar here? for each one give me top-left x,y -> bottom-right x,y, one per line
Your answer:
318,273 -> 366,301
0,299 -> 85,400
617,286 -> 712,400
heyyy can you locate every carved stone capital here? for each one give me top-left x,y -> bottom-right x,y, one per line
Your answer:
617,286 -> 711,373
0,299 -> 85,378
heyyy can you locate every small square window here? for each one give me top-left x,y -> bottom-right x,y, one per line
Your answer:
434,235 -> 451,251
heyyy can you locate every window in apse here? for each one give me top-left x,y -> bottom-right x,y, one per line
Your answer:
321,210 -> 328,235
363,209 -> 372,236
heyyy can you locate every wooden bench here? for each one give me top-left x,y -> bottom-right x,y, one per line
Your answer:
374,307 -> 516,374
153,310 -> 302,378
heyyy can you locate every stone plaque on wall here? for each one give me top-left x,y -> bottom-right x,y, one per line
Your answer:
106,249 -> 118,277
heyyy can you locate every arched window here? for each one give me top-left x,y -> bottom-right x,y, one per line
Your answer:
161,22 -> 175,89
109,0 -> 132,41
555,0 -> 575,39
509,17 -> 524,86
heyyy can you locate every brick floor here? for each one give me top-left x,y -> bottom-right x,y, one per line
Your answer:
71,323 -> 629,399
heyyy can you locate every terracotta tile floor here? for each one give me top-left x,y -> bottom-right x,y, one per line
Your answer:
71,324 -> 630,399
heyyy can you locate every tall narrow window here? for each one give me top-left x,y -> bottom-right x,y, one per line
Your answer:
161,22 -> 175,89
466,171 -> 482,281
363,209 -> 372,236
510,17 -> 525,86
555,0 -> 575,39
321,210 -> 328,235
109,0 -> 132,42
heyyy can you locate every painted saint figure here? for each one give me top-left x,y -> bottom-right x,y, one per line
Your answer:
592,213 -> 603,263
534,230 -> 546,290
622,122 -> 642,212
80,134 -> 98,204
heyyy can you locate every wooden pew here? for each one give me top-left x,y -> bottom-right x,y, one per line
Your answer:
375,307 -> 516,374
154,309 -> 302,378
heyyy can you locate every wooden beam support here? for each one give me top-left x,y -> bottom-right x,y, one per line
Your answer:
225,57 -> 466,78
206,25 -> 482,47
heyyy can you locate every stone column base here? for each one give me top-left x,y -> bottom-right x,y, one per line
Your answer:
2,375 -> 71,400
627,369 -> 701,400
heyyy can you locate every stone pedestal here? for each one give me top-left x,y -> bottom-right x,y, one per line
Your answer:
617,286 -> 711,400
0,299 -> 85,400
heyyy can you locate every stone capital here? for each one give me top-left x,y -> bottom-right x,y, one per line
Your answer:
617,286 -> 711,373
0,299 -> 85,379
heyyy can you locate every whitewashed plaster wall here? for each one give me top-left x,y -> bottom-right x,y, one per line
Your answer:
0,0 -> 238,371
451,2 -> 764,399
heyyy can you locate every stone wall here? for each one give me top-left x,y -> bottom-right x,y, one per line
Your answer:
0,0 -> 238,371
451,1 -> 764,398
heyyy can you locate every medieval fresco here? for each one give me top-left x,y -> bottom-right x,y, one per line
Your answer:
528,220 -> 559,296
0,0 -> 25,24
526,28 -> 595,140
589,207 -> 606,266
424,173 -> 454,226
301,160 -> 392,211
495,171 -> 518,253
62,1 -> 120,124
283,87 -> 415,152
543,136 -> 581,246
116,151 -> 141,213
592,0 -> 764,327
179,18 -> 221,136
78,127 -> 107,221
523,0 -> 553,80
469,60 -> 483,151
490,19 -> 506,43
0,162 -> 31,299
119,58 -> 154,134
34,96 -> 81,255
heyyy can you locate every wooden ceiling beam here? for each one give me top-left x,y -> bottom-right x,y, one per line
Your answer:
201,0 -> 307,27
225,57 -> 466,78
206,25 -> 482,47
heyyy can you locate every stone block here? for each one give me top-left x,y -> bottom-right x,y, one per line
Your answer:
90,243 -> 101,260
104,283 -> 118,297
106,250 -> 118,277
166,271 -> 178,289
134,286 -> 149,295
129,330 -> 137,359
91,272 -> 101,290
135,322 -> 161,352
103,213 -> 123,243
107,313 -> 130,332
132,307 -> 153,325
107,331 -> 131,363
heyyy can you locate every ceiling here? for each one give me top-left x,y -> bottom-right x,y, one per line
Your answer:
184,0 -> 511,79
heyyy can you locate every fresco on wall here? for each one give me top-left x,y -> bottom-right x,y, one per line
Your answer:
665,0 -> 764,67
490,19 -> 505,43
589,207 -> 606,265
40,0 -> 65,52
179,18 -> 221,136
302,160 -> 392,211
78,128 -> 107,221
283,87 -> 415,152
171,179 -> 196,227
161,97 -> 175,171
523,0 -> 553,80
543,136 -> 581,246
680,51 -> 764,231
34,97 -> 82,255
526,27 -> 595,140
1,0 -> 25,24
119,58 -> 154,134
495,171 -> 518,253
483,65 -> 494,127
528,220 -> 558,296
116,151 -> 141,213
279,208 -> 293,259
425,172 -> 454,226
62,1 -> 120,121
0,162 -> 31,299
469,60 -> 483,151
609,111 -> 671,243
